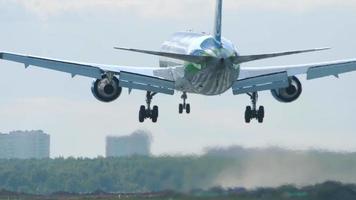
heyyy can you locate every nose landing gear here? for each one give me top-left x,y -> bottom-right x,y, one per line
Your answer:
245,92 -> 264,123
139,91 -> 159,123
179,92 -> 191,114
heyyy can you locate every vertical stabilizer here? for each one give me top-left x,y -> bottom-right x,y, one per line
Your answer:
213,0 -> 223,45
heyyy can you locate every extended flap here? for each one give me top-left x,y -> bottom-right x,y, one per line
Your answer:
119,71 -> 175,95
233,72 -> 289,95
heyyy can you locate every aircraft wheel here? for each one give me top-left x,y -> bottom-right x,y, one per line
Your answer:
257,106 -> 264,123
245,106 -> 252,123
259,106 -> 265,118
179,104 -> 184,114
139,105 -> 146,123
186,104 -> 191,114
152,106 -> 159,123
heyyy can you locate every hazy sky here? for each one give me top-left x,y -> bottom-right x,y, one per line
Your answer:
1,0 -> 356,158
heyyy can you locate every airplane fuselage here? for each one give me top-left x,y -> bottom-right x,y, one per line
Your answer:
160,32 -> 240,96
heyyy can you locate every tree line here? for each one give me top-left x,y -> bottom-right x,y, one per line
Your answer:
1,146 -> 356,195
0,156 -> 232,194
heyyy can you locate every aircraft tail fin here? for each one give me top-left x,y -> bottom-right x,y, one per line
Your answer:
213,0 -> 223,45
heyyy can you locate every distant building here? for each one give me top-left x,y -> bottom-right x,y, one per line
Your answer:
106,130 -> 151,157
0,130 -> 50,159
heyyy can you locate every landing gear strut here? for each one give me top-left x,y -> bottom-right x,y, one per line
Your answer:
139,91 -> 159,123
179,92 -> 191,114
245,92 -> 264,123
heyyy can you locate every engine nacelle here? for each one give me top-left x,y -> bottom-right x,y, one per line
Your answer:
271,76 -> 302,103
91,76 -> 122,102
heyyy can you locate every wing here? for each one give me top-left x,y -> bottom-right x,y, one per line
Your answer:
0,52 -> 176,95
233,59 -> 356,95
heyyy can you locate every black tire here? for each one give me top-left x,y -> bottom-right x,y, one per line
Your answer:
186,104 -> 191,114
139,105 -> 146,123
179,104 -> 184,114
153,106 -> 159,118
257,106 -> 264,123
152,106 -> 159,123
245,106 -> 252,123
259,106 -> 265,118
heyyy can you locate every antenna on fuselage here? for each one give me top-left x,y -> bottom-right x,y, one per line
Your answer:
213,0 -> 223,46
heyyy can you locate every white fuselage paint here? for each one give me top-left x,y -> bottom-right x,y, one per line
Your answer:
160,32 -> 240,96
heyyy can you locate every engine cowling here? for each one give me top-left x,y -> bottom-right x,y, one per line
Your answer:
271,76 -> 302,103
91,76 -> 122,102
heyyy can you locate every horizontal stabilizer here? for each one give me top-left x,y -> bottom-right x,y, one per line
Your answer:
114,47 -> 214,64
233,47 -> 330,64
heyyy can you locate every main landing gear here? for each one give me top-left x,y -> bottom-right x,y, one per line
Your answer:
245,92 -> 265,123
139,91 -> 159,123
179,92 -> 191,114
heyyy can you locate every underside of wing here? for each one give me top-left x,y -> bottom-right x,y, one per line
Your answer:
234,59 -> 356,95
239,59 -> 356,80
0,52 -> 104,79
0,52 -> 177,95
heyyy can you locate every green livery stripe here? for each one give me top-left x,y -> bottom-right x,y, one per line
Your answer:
185,63 -> 202,74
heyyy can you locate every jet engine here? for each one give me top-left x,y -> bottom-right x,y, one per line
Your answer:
271,76 -> 302,103
91,76 -> 122,102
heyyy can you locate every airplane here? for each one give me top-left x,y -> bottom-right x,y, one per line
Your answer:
1,0 -> 356,123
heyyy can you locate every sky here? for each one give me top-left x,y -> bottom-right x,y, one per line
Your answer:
0,0 -> 356,158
